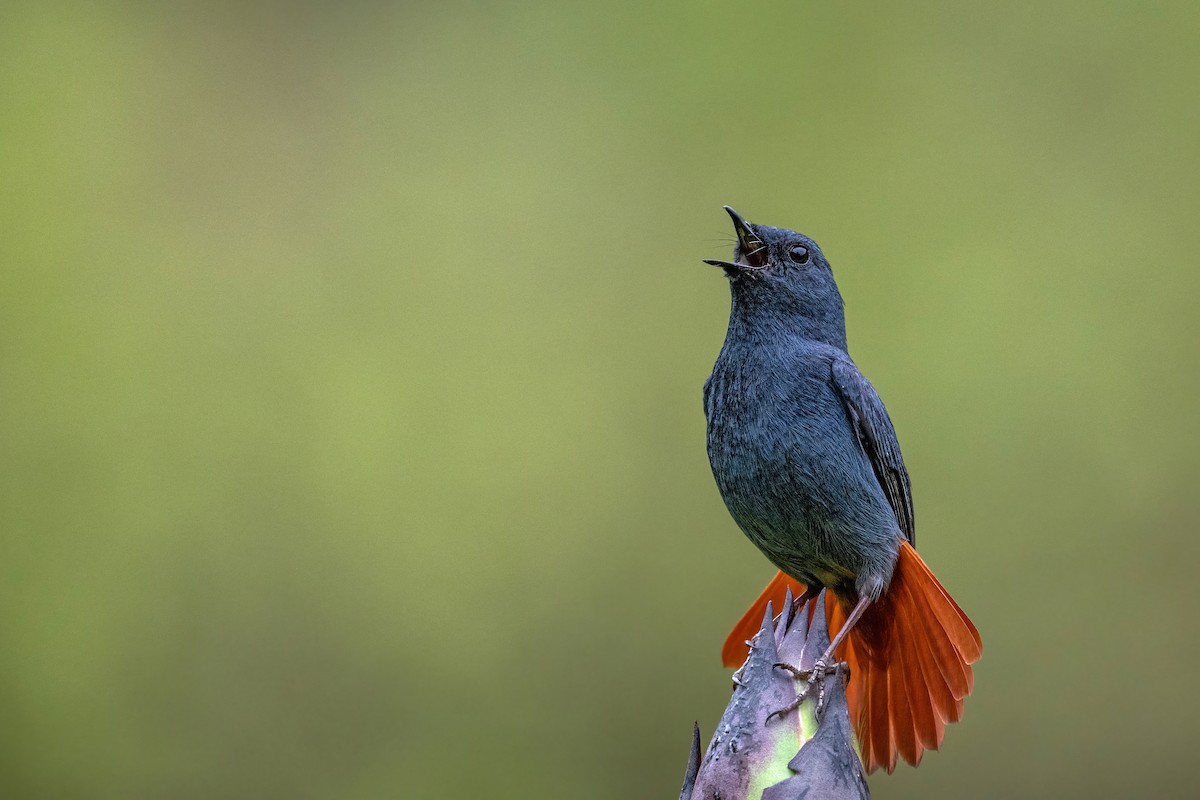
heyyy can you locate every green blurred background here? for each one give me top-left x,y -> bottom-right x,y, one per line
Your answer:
2,2 -> 1197,798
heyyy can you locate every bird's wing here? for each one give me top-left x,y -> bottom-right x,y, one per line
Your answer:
831,357 -> 915,544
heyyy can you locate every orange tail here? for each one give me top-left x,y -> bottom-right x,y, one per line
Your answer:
721,542 -> 981,773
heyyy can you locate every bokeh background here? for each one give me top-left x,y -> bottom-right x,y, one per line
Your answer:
2,2 -> 1198,798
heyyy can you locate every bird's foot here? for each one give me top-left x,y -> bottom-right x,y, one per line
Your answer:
767,659 -> 849,722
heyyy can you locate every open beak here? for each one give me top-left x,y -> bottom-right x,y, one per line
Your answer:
704,206 -> 769,275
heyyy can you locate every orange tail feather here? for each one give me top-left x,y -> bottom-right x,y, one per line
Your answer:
722,542 -> 981,773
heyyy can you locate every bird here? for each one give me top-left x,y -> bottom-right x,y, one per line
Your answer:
702,206 -> 981,773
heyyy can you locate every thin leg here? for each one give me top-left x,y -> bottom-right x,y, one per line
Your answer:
820,594 -> 871,664
767,594 -> 873,723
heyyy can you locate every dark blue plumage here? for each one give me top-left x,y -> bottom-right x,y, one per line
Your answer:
703,207 -> 981,774
704,207 -> 910,604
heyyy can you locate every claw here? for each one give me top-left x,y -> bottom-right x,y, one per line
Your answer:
766,658 -> 850,723
812,662 -> 849,718
765,692 -> 807,723
772,662 -> 809,680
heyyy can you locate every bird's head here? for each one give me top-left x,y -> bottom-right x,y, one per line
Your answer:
705,206 -> 847,350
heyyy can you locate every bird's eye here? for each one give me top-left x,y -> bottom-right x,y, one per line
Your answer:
788,246 -> 810,264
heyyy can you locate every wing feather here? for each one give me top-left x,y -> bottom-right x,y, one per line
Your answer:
831,358 -> 915,544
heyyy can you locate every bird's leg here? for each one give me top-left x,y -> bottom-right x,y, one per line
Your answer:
768,595 -> 872,722
766,659 -> 847,722
816,593 -> 871,667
